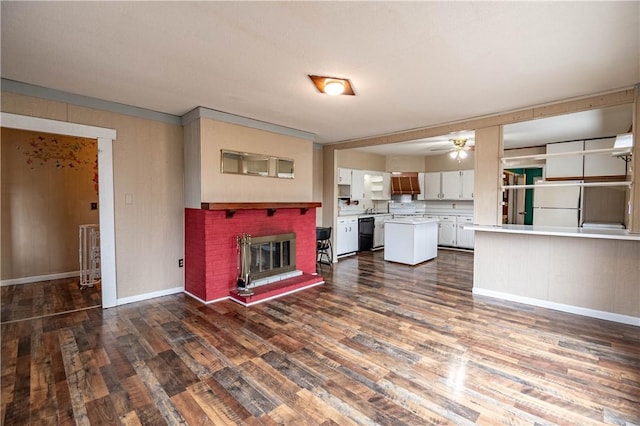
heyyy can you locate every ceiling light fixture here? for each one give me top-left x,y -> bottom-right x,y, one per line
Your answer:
324,79 -> 345,96
449,138 -> 469,161
308,75 -> 356,96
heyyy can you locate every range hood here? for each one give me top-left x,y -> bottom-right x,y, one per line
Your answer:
391,174 -> 421,195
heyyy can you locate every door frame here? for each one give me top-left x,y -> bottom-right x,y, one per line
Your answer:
1,112 -> 117,308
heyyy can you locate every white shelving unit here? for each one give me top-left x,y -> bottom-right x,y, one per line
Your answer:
79,224 -> 101,289
501,147 -> 632,164
501,147 -> 632,191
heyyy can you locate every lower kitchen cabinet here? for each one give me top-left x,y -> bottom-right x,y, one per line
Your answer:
437,216 -> 456,246
373,214 -> 391,248
336,217 -> 358,255
456,216 -> 475,248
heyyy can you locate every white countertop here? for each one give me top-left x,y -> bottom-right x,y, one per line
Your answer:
385,218 -> 439,225
469,224 -> 640,241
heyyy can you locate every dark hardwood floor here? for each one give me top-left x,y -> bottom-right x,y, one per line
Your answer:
1,277 -> 101,324
2,250 -> 639,425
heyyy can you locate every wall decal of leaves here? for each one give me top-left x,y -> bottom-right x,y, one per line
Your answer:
17,134 -> 99,194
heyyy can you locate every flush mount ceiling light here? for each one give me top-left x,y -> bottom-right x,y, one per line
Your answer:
308,75 -> 355,96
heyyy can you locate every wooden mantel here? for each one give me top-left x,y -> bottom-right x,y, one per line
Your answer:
201,202 -> 321,218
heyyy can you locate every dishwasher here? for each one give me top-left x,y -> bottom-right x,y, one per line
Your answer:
358,217 -> 374,251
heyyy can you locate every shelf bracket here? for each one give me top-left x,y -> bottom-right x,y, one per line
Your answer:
267,208 -> 277,217
225,210 -> 236,219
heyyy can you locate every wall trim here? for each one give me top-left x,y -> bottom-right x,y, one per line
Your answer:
472,287 -> 640,327
116,286 -> 184,306
1,112 -> 118,309
1,78 -> 181,126
181,106 -> 316,141
183,291 -> 230,305
1,111 -> 116,139
1,271 -> 80,286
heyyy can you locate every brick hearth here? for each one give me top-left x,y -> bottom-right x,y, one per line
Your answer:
185,203 -> 322,304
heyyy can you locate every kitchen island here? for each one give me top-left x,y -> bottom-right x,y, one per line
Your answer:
384,217 -> 438,265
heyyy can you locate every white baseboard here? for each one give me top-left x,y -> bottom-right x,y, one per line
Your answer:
473,287 -> 640,327
183,290 -> 230,305
116,286 -> 184,306
1,271 -> 80,286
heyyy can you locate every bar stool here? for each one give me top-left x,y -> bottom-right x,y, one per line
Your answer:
316,227 -> 333,266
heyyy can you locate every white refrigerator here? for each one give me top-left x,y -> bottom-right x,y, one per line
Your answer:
532,181 -> 582,227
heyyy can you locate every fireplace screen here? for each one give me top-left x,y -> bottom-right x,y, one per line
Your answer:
243,233 -> 296,282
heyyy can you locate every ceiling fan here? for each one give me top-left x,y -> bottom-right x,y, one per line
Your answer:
431,138 -> 474,160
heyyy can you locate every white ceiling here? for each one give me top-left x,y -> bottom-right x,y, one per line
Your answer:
1,2 -> 638,146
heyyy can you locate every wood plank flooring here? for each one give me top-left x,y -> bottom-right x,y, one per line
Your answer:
2,250 -> 639,425
1,277 -> 101,323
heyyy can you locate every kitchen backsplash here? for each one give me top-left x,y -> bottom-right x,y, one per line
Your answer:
339,199 -> 473,216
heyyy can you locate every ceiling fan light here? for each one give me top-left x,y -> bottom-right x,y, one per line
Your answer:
324,79 -> 345,96
459,150 -> 468,159
449,150 -> 458,159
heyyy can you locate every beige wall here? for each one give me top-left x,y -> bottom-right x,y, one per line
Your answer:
2,92 -> 184,299
474,126 -> 503,225
198,118 -> 313,203
1,128 -> 99,279
424,152 -> 475,172
385,155 -> 425,172
474,232 -> 640,319
183,119 -> 202,209
337,149 -> 386,171
313,145 -> 324,226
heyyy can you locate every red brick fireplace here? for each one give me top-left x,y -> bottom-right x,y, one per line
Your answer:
185,202 -> 323,305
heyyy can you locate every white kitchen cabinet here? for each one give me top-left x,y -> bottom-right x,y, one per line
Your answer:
381,172 -> 391,199
461,170 -> 474,200
373,214 -> 391,248
422,170 -> 474,200
456,216 -> 475,248
416,172 -> 426,200
441,171 -> 461,199
423,172 -> 441,200
350,169 -> 366,200
338,168 -> 352,184
336,217 -> 358,256
437,216 -> 456,246
546,141 -> 584,179
584,138 -> 627,177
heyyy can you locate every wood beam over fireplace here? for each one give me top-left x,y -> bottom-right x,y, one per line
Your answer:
201,202 -> 321,218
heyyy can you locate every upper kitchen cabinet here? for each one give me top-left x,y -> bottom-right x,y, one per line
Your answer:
545,139 -> 628,180
337,167 -> 365,200
545,141 -> 584,179
461,170 -> 474,199
441,171 -> 461,199
584,138 -> 627,178
350,169 -> 366,200
338,167 -> 352,184
422,172 -> 442,200
423,170 -> 474,200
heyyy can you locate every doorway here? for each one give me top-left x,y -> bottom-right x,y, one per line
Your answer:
503,167 -> 543,225
1,112 -> 117,308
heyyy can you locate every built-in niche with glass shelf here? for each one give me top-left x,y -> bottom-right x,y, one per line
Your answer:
221,149 -> 294,179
